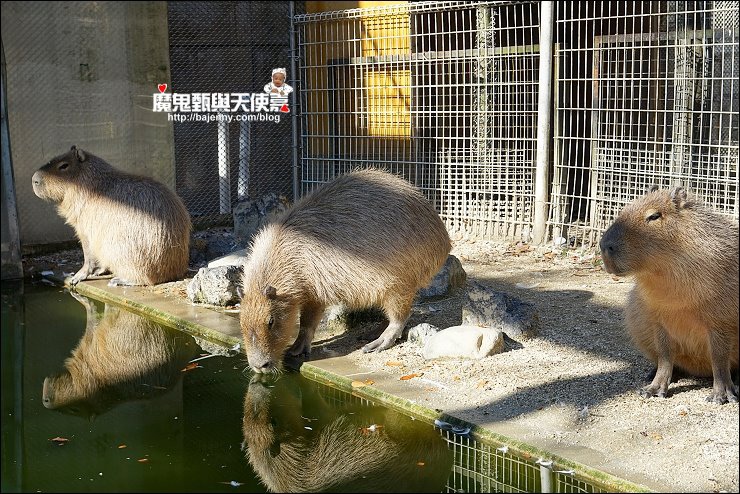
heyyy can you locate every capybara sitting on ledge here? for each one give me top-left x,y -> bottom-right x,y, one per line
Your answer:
32,146 -> 191,286
239,168 -> 451,374
600,186 -> 739,404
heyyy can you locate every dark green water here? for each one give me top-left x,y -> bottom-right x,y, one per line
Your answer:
1,280 -> 611,493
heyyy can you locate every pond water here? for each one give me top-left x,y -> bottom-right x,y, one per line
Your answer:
1,280 -> 610,493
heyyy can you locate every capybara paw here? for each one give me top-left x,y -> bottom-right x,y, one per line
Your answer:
706,385 -> 739,405
108,277 -> 135,287
68,269 -> 88,285
638,385 -> 667,399
287,340 -> 311,359
362,336 -> 395,353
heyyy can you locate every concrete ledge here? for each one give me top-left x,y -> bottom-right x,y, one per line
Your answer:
72,278 -> 653,493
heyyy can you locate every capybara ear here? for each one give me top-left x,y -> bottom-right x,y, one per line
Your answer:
670,186 -> 690,209
72,146 -> 87,163
263,285 -> 277,299
648,184 -> 660,193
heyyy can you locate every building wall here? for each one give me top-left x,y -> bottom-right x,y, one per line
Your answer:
1,1 -> 174,246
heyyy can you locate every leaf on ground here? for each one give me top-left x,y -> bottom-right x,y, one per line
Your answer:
51,437 -> 69,444
385,361 -> 404,367
118,444 -> 127,449
475,380 -> 489,389
137,458 -> 149,463
181,362 -> 202,372
417,461 -> 426,467
400,372 -> 424,381
351,379 -> 375,388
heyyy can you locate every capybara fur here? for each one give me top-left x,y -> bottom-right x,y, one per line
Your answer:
32,145 -> 191,286
240,168 -> 451,373
600,186 -> 739,404
42,294 -> 199,418
241,373 -> 454,492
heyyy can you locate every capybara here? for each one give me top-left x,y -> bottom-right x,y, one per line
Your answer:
600,186 -> 739,404
31,145 -> 191,286
241,373 -> 454,492
239,168 -> 451,373
42,293 -> 200,418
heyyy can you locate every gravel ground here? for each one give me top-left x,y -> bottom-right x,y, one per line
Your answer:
23,238 -> 739,493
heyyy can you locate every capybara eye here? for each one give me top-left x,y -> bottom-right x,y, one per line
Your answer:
57,162 -> 69,171
646,212 -> 662,222
267,316 -> 274,328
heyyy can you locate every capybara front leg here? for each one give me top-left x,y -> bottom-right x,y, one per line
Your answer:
706,329 -> 739,404
362,296 -> 412,353
69,237 -> 96,286
639,328 -> 673,399
287,303 -> 325,359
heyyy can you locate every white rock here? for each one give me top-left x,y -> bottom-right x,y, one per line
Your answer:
422,325 -> 504,360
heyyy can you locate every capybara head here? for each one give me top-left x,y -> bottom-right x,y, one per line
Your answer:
600,186 -> 696,276
31,145 -> 89,202
240,285 -> 300,374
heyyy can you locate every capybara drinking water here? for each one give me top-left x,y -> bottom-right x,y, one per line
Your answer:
600,186 -> 739,404
32,146 -> 191,286
239,168 -> 451,373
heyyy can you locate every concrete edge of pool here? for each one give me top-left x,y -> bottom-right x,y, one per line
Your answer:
69,277 -> 655,493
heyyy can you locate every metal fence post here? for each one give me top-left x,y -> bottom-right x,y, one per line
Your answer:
289,0 -> 299,202
532,0 -> 554,245
1,40 -> 23,279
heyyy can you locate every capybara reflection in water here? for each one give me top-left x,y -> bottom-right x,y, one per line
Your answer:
240,168 -> 451,373
241,373 -> 454,492
42,293 -> 200,418
32,146 -> 191,286
600,186 -> 739,404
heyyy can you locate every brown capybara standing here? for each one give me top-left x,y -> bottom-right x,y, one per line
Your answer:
32,146 -> 191,286
240,168 -> 451,373
600,186 -> 739,404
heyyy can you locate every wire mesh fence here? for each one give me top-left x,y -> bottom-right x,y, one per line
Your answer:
550,0 -> 739,246
294,1 -> 542,240
294,0 -> 739,246
3,0 -> 738,250
167,1 -> 299,227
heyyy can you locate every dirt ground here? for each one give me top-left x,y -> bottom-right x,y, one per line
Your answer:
22,238 -> 739,493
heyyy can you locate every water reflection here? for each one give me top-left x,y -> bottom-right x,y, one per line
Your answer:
41,292 -> 201,419
242,372 -> 454,493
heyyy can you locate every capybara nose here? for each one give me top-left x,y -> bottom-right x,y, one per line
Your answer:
250,358 -> 274,373
32,172 -> 41,186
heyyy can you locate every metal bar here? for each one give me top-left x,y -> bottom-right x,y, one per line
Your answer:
218,114 -> 231,214
1,39 -> 23,279
290,0 -> 299,201
532,1 -> 554,244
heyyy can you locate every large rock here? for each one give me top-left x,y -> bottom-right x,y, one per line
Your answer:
187,265 -> 243,306
233,193 -> 289,245
418,255 -> 467,299
462,280 -> 539,339
422,325 -> 504,360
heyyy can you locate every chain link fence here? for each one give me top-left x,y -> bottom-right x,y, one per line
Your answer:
550,0 -> 739,247
3,1 -> 738,251
1,1 -> 300,249
167,1 -> 299,228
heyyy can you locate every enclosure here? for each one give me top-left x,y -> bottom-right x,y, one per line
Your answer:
2,0 -> 737,263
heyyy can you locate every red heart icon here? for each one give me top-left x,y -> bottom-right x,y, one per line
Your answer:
158,83 -> 168,93
280,104 -> 290,113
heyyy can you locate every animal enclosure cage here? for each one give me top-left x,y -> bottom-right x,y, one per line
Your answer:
2,0 -> 738,251
294,1 -> 542,240
293,0 -> 739,245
